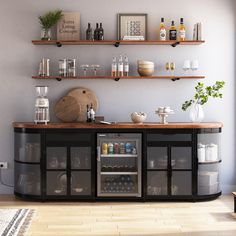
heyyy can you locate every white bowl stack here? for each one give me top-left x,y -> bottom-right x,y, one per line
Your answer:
137,60 -> 155,76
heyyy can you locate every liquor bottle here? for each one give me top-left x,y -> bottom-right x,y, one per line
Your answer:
124,55 -> 129,76
94,23 -> 99,40
111,56 -> 117,77
86,23 -> 93,40
159,18 -> 166,41
169,21 -> 177,40
118,55 -> 123,77
98,23 -> 104,40
178,18 -> 186,41
89,103 -> 95,122
86,104 -> 91,122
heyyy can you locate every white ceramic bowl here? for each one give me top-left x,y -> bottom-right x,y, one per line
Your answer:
131,112 -> 147,123
138,60 -> 154,65
138,68 -> 154,76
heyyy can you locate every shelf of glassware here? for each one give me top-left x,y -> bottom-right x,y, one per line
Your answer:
32,75 -> 205,81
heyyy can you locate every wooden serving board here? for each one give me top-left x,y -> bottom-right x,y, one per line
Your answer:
67,87 -> 99,122
54,96 -> 80,122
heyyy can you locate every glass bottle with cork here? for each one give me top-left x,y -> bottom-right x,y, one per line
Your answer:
178,18 -> 186,41
159,18 -> 167,41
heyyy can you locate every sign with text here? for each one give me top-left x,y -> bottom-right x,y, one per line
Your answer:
57,12 -> 80,40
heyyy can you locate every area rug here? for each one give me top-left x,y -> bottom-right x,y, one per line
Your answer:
0,209 -> 34,236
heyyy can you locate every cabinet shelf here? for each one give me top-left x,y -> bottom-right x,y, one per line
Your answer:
101,172 -> 138,175
198,160 -> 222,165
100,154 -> 138,158
32,40 -> 205,47
32,75 -> 205,82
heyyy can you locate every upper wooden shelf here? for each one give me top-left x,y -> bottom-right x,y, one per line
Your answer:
31,40 -> 205,47
32,75 -> 205,82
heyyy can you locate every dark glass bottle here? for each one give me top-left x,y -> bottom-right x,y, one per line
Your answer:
86,104 -> 91,122
98,23 -> 104,40
94,23 -> 99,40
86,23 -> 93,40
169,21 -> 177,40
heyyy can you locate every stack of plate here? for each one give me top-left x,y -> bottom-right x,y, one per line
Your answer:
137,60 -> 154,76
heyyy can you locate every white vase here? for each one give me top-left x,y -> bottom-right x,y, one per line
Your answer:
189,103 -> 204,123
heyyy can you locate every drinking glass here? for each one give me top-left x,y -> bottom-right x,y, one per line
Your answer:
80,64 -> 89,76
165,62 -> 170,75
191,60 -> 199,74
183,60 -> 191,75
90,64 -> 100,76
170,62 -> 175,76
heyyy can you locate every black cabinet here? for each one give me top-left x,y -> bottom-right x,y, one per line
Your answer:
146,130 -> 194,200
14,127 -> 222,201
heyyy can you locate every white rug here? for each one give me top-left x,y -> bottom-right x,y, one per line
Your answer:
0,209 -> 34,236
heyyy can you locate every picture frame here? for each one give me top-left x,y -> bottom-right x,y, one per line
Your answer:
57,12 -> 80,40
117,13 -> 148,40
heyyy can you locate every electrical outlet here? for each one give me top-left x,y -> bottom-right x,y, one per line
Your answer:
0,162 -> 8,169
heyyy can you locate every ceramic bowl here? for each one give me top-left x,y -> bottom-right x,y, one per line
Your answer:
138,64 -> 155,69
138,60 -> 154,65
138,68 -> 154,76
131,112 -> 147,123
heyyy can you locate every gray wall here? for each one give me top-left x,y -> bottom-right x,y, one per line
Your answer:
0,0 -> 235,194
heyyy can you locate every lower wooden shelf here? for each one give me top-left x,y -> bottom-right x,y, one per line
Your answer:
32,75 -> 205,81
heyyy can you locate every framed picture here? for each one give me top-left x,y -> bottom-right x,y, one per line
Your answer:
57,12 -> 80,40
117,13 -> 147,40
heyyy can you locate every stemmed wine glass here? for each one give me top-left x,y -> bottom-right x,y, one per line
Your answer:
80,64 -> 89,76
165,62 -> 170,76
170,62 -> 175,77
191,60 -> 199,74
90,65 -> 100,76
183,60 -> 191,75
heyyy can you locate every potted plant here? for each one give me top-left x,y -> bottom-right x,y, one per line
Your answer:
182,81 -> 225,122
39,10 -> 63,40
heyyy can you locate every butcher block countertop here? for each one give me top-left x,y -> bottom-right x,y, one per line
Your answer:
12,122 -> 223,129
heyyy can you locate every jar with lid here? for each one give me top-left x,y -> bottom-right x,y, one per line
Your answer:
205,143 -> 218,162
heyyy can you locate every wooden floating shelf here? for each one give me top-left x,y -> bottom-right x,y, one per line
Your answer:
32,75 -> 205,81
32,40 -> 205,47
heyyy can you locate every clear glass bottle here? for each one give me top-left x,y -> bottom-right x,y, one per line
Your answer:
159,18 -> 166,41
179,18 -> 186,41
118,55 -> 123,77
124,55 -> 129,76
111,56 -> 117,77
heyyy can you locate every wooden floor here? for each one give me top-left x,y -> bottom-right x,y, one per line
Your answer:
0,195 -> 236,236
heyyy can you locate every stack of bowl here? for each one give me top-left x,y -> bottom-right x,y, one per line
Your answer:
138,60 -> 155,76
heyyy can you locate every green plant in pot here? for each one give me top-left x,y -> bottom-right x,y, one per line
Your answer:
39,10 -> 63,40
182,81 -> 225,123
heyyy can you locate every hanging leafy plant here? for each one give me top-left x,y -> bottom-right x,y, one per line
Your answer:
182,81 -> 225,111
39,10 -> 63,30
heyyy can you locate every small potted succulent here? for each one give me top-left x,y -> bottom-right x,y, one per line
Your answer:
182,81 -> 225,122
39,10 -> 63,40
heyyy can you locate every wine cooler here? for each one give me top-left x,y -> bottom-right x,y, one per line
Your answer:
97,133 -> 142,197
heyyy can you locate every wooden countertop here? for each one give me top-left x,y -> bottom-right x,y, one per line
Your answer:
12,122 -> 223,129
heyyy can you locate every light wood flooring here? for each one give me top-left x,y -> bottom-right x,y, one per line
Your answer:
0,195 -> 236,236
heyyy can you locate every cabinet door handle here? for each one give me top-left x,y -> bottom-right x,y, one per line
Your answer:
97,147 -> 101,162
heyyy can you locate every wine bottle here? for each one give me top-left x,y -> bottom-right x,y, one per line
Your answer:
169,21 -> 177,40
179,18 -> 186,41
86,104 -> 91,122
98,23 -> 104,40
94,23 -> 99,40
118,55 -> 123,77
159,18 -> 166,41
111,56 -> 117,77
89,103 -> 95,122
86,23 -> 93,40
124,55 -> 129,76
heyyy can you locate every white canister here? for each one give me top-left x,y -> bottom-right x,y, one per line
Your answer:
205,143 -> 218,162
197,143 -> 205,162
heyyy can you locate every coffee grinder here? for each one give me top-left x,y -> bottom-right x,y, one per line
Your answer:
34,86 -> 50,124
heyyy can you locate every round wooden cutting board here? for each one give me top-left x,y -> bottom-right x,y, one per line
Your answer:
54,96 -> 80,122
67,87 -> 99,122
